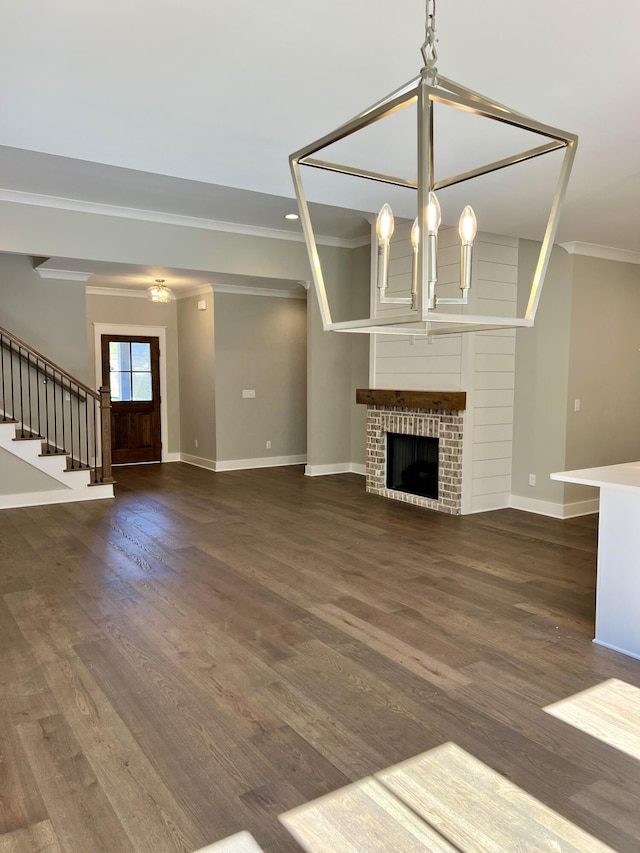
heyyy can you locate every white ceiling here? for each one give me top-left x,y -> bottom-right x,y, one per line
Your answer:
1,0 -> 639,292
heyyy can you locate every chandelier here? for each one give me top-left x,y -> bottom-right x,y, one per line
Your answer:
147,279 -> 174,303
290,0 -> 577,336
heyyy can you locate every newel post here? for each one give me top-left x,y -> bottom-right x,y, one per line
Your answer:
99,385 -> 114,483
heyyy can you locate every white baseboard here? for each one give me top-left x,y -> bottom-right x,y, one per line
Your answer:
592,638 -> 640,661
467,492 -> 511,514
0,486 -> 114,509
180,453 -> 217,471
510,493 -> 599,519
305,462 -> 366,477
180,453 -> 307,472
163,452 -> 181,463
216,454 -> 306,472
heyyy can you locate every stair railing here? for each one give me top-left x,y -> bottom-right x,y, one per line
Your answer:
0,326 -> 114,485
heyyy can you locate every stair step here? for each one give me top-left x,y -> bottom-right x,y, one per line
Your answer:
13,432 -> 46,441
89,467 -> 116,486
64,459 -> 92,474
39,445 -> 68,457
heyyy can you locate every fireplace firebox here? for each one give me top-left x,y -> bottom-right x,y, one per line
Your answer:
386,433 -> 439,499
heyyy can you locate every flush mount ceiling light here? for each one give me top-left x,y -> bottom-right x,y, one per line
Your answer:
290,0 -> 577,336
284,212 -> 300,221
147,279 -> 174,303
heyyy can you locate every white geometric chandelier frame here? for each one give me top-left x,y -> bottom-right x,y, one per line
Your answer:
290,67 -> 578,337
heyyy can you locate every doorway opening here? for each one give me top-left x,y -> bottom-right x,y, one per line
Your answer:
101,334 -> 161,464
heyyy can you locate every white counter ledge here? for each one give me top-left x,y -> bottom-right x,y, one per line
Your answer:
551,461 -> 640,492
552,462 -> 640,661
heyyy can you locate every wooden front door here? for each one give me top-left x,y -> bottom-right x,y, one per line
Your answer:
101,335 -> 161,464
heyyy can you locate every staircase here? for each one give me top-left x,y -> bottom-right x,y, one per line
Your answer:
0,325 -> 115,508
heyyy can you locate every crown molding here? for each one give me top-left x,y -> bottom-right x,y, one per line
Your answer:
86,282 -> 304,300
0,188 -> 367,250
86,286 -> 150,299
36,267 -> 93,282
560,241 -> 640,265
176,283 -> 214,300
212,283 -> 306,300
350,234 -> 372,249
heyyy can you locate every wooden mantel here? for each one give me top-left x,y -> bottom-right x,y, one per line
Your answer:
356,389 -> 467,411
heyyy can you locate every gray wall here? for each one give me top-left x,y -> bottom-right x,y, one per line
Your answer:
0,254 -> 88,495
564,255 -> 640,502
512,241 -> 573,504
513,245 -> 640,509
307,244 -> 370,469
85,292 -> 181,455
177,291 -> 216,461
0,201 -> 314,282
214,292 -> 307,462
0,447 -> 64,494
0,253 -> 88,379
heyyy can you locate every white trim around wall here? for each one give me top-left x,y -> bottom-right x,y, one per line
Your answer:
305,462 -> 366,477
0,188 -> 367,250
86,283 -> 306,301
181,453 -> 307,472
86,286 -> 152,299
212,283 -> 306,300
92,323 -> 172,463
0,489 -> 114,509
510,493 -> 599,519
37,268 -> 93,282
559,242 -> 640,265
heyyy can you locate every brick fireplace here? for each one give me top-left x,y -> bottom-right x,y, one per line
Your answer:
357,389 -> 466,515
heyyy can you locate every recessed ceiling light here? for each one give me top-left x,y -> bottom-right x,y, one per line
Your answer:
284,213 -> 299,221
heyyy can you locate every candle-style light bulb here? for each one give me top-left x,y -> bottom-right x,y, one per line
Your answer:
426,192 -> 441,236
410,217 -> 420,309
376,203 -> 395,242
423,193 -> 441,309
411,217 -> 420,250
458,205 -> 477,295
376,203 -> 394,296
458,205 -> 477,245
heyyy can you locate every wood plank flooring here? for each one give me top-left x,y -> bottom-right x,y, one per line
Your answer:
2,462 -> 640,851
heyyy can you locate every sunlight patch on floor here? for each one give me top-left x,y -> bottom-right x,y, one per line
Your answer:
281,742 -> 613,852
545,678 -> 640,762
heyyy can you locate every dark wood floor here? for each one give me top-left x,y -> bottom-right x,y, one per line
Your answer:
2,463 -> 640,852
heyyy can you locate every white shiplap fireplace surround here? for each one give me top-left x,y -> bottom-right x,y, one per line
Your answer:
358,389 -> 466,515
368,224 -> 519,515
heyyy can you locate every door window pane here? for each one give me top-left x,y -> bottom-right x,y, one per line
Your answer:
131,342 -> 151,371
109,341 -> 131,372
116,372 -> 133,401
110,370 -> 122,401
132,372 -> 152,401
108,339 -> 154,402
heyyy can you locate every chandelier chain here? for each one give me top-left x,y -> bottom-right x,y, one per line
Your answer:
421,0 -> 438,83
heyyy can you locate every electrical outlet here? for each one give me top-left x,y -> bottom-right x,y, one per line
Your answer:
266,440 -> 271,449
194,439 -> 198,449
529,474 -> 536,487
574,399 -> 581,412
242,389 -> 256,398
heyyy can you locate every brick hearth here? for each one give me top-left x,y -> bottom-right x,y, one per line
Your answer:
360,392 -> 465,515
